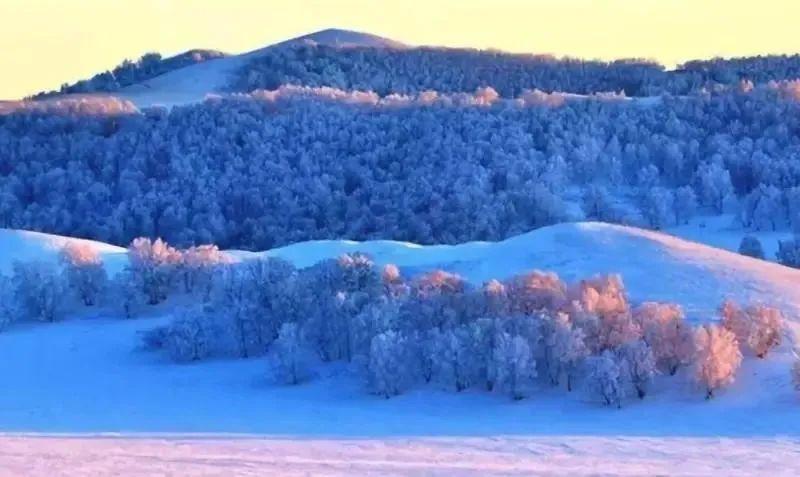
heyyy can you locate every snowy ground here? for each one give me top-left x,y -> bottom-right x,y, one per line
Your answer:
667,213 -> 791,259
1,222 -> 799,475
1,434 -> 798,477
0,313 -> 797,476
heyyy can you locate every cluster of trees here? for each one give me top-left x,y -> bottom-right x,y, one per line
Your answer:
3,82 -> 800,250
740,233 -> 800,270
233,44 -> 800,98
33,50 -> 227,97
677,56 -> 800,93
127,248 -> 785,405
0,238 -> 791,405
0,238 -> 230,327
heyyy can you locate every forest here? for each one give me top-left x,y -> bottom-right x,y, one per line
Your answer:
1,80 -> 800,250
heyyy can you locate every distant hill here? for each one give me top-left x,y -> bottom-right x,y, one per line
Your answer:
24,27 -> 800,109
28,29 -> 406,107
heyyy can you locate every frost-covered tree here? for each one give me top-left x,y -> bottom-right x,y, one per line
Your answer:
615,340 -> 657,399
300,254 -> 383,362
738,236 -> 765,259
696,162 -> 735,213
776,238 -> 800,268
596,311 -> 641,351
269,322 -> 315,385
639,187 -> 676,229
633,302 -> 694,375
368,330 -> 418,398
429,324 -> 488,392
179,244 -> 230,298
209,257 -> 296,358
480,279 -> 511,318
721,301 -> 784,358
568,307 -> 602,353
351,299 -> 400,362
673,186 -> 698,225
381,263 -> 408,298
792,358 -> 800,394
60,243 -> 108,306
112,269 -> 145,319
743,305 -> 783,358
490,331 -> 537,399
12,261 -> 67,322
127,238 -> 182,305
505,271 -> 567,315
745,306 -> 783,358
165,308 -> 214,362
693,324 -> 742,399
584,350 -> 627,407
568,274 -> 629,317
402,270 -> 471,331
567,275 -> 638,351
0,274 -> 14,330
582,185 -> 622,222
740,185 -> 785,231
542,312 -> 589,390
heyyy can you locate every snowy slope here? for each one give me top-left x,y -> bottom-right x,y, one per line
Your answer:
114,28 -> 405,108
668,213 -> 792,260
3,221 -> 799,335
2,223 -> 799,475
0,229 -> 126,275
239,222 -> 800,334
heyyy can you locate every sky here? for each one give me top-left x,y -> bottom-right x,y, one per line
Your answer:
3,0 -> 800,99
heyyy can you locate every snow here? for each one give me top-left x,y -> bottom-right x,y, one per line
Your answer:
40,29 -> 666,110
668,213 -> 792,260
1,434 -> 797,477
0,229 -> 126,275
114,28 -> 406,108
240,222 -> 800,337
2,222 -> 800,474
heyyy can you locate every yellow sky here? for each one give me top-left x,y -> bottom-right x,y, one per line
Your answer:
3,0 -> 800,99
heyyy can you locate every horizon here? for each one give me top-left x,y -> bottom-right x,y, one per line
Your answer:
3,0 -> 800,99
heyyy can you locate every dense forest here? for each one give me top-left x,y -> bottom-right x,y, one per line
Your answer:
2,80 -> 800,249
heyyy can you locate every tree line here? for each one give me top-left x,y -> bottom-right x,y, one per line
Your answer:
3,82 -> 800,250
1,239 -> 791,406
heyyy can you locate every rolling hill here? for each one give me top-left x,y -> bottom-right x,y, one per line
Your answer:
49,28 -> 407,108
0,222 -> 798,475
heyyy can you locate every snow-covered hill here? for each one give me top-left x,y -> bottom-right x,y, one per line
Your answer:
0,229 -> 126,275
241,222 -> 800,336
4,222 -> 799,336
2,223 -> 799,475
112,28 -> 405,108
